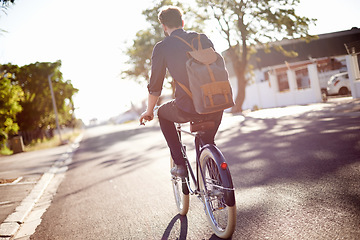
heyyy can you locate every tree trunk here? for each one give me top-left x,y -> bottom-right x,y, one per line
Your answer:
233,65 -> 246,113
228,47 -> 246,113
230,14 -> 249,113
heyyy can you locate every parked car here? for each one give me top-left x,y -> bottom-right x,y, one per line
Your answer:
327,72 -> 351,95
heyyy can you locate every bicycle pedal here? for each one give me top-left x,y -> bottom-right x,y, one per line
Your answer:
171,176 -> 181,181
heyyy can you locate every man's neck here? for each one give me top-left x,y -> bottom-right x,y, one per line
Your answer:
167,27 -> 182,36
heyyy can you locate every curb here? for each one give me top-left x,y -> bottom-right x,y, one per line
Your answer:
0,134 -> 83,239
0,173 -> 54,238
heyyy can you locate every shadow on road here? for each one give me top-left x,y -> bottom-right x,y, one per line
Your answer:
161,214 -> 188,240
217,99 -> 360,238
161,214 -> 232,240
55,124 -> 165,200
222,109 -> 360,188
69,124 -> 161,171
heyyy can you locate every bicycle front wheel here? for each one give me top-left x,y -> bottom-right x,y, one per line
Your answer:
198,146 -> 236,239
171,157 -> 189,216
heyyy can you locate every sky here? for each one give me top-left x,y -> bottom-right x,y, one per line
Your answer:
0,0 -> 359,124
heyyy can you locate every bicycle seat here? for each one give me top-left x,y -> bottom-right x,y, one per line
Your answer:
190,121 -> 216,132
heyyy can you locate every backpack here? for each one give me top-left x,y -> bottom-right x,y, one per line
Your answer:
174,34 -> 234,114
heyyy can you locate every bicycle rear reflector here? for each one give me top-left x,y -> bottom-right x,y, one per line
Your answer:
220,162 -> 227,170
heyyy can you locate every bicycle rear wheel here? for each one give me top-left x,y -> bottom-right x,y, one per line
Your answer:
198,146 -> 236,239
171,158 -> 189,215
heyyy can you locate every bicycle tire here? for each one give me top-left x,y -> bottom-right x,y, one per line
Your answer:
171,158 -> 190,215
198,146 -> 236,239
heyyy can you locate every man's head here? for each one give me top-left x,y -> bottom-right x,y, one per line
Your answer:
158,6 -> 184,34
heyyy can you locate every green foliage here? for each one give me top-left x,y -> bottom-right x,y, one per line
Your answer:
17,61 -> 78,130
0,61 -> 78,134
0,145 -> 12,155
0,72 -> 23,147
123,0 -> 316,112
122,0 -> 205,85
123,29 -> 156,82
195,0 -> 316,111
197,0 -> 316,46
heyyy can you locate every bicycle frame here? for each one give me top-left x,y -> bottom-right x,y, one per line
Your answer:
172,123 -> 237,238
176,123 -> 236,206
176,123 -> 210,196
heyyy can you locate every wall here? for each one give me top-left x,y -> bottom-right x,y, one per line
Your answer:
235,63 -> 323,111
346,54 -> 360,98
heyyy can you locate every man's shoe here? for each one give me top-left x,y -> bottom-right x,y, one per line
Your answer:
171,164 -> 187,178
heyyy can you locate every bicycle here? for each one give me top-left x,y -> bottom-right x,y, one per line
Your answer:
171,120 -> 236,239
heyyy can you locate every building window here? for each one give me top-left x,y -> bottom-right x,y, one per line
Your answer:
277,71 -> 289,92
295,67 -> 310,89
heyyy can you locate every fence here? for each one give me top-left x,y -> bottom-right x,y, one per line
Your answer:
17,129 -> 54,145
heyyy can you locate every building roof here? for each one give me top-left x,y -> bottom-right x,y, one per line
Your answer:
250,27 -> 360,69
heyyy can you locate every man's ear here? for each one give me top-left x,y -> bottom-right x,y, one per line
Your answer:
162,24 -> 169,37
182,20 -> 184,27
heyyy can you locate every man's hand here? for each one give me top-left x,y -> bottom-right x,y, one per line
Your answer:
139,111 -> 154,125
139,94 -> 159,125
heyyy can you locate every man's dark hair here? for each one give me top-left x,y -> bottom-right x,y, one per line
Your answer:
158,6 -> 183,28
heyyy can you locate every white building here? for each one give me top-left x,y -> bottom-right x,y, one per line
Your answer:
225,27 -> 360,111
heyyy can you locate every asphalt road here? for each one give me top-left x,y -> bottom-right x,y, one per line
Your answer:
29,100 -> 360,239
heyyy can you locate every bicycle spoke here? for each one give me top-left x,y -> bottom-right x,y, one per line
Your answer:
203,160 -> 229,230
199,149 -> 236,238
171,124 -> 236,238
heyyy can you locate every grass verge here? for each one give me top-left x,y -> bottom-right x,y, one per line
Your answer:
24,129 -> 83,152
0,146 -> 13,156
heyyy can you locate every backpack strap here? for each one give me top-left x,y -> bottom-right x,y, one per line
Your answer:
196,34 -> 202,50
174,79 -> 193,99
173,34 -> 202,51
172,34 -> 206,99
172,34 -> 201,99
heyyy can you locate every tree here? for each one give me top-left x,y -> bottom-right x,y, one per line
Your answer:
17,61 -> 78,131
196,0 -> 316,112
1,61 -> 78,133
0,70 -> 23,148
122,0 -> 204,95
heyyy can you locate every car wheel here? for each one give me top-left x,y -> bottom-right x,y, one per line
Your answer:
339,87 -> 349,95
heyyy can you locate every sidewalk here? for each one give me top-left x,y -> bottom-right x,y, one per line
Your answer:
244,96 -> 360,119
0,135 -> 82,239
220,97 -> 360,131
0,97 -> 359,239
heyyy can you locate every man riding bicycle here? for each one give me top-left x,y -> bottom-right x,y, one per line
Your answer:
139,6 -> 223,178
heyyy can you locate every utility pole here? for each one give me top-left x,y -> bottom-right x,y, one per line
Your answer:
48,73 -> 63,143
